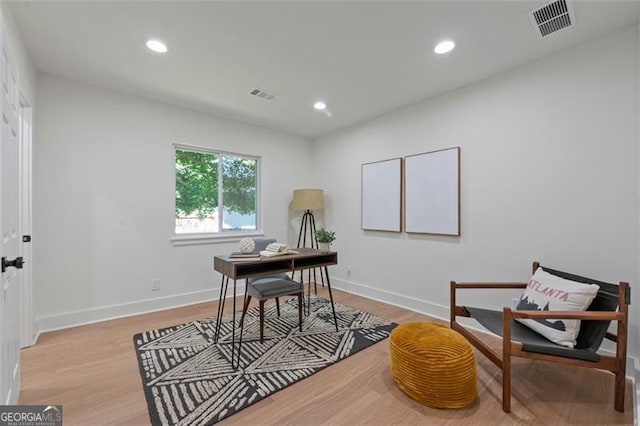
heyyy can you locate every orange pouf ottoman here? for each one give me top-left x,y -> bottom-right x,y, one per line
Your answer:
389,322 -> 477,408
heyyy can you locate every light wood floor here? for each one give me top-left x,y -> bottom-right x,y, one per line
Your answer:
20,287 -> 633,425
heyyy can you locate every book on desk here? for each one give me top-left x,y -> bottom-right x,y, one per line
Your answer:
259,242 -> 298,257
228,252 -> 261,262
229,252 -> 260,259
228,243 -> 299,261
259,249 -> 298,257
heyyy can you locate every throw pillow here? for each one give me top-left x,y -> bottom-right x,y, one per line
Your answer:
515,267 -> 599,348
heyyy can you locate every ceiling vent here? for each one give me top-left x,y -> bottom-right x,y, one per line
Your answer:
529,0 -> 575,38
249,87 -> 277,101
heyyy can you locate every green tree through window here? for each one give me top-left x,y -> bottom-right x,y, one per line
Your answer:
175,147 -> 258,234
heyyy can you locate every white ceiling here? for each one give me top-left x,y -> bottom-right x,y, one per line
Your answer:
9,1 -> 640,138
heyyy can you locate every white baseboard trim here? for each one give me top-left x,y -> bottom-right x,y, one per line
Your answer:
31,329 -> 41,347
634,358 -> 639,426
35,285 -> 245,334
331,277 -> 450,321
35,278 -> 439,337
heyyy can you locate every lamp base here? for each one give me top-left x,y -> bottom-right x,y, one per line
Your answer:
296,210 -> 326,291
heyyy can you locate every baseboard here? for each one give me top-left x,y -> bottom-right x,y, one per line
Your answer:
35,285 -> 244,333
634,358 -> 639,426
331,277 -> 450,322
36,278 -> 438,336
31,328 -> 41,347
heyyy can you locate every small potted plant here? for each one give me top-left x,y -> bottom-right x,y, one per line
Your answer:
315,228 -> 336,252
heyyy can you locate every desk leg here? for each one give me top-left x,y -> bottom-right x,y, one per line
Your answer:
312,268 -> 318,294
298,271 -> 309,316
307,273 -> 313,316
319,266 -> 326,288
235,280 -> 251,370
214,275 -> 229,343
324,265 -> 339,332
230,279 -> 237,367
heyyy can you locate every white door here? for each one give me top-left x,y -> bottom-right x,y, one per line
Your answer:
1,39 -> 21,405
19,98 -> 32,349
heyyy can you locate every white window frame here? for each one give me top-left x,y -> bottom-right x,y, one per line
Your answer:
170,143 -> 263,246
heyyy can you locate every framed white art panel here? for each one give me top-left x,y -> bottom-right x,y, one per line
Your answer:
404,147 -> 460,235
361,158 -> 402,232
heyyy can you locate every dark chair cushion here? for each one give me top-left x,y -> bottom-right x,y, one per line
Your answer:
247,273 -> 290,285
247,276 -> 303,299
464,264 -> 626,363
465,306 -> 601,362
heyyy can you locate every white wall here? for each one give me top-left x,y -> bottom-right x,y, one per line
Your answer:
314,27 -> 639,359
34,73 -> 313,330
0,3 -> 36,104
31,22 -> 640,367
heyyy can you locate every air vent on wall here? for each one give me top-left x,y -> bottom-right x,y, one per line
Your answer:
529,0 -> 575,38
249,87 -> 277,101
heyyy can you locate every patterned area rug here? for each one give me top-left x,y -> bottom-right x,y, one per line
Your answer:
133,296 -> 397,425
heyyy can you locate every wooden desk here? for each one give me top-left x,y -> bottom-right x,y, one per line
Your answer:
213,248 -> 339,367
214,248 -> 337,280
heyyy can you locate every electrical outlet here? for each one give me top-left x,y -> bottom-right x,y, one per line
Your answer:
151,278 -> 160,292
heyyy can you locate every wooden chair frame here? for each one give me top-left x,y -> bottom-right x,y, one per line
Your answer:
450,261 -> 630,413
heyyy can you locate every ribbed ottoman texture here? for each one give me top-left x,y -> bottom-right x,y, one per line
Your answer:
389,322 -> 477,408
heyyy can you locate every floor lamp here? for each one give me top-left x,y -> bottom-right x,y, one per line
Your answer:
292,189 -> 325,291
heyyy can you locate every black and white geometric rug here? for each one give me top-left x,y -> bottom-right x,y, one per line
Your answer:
133,296 -> 397,425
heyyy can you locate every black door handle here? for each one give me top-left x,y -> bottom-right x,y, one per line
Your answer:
1,256 -> 24,273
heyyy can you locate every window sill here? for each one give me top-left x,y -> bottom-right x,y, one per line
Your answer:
170,231 -> 265,246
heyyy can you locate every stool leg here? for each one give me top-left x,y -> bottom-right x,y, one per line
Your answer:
276,297 -> 280,316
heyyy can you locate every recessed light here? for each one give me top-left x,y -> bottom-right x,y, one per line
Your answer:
314,101 -> 327,110
434,40 -> 455,55
146,39 -> 168,53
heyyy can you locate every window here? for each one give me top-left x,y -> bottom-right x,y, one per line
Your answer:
174,145 -> 259,235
